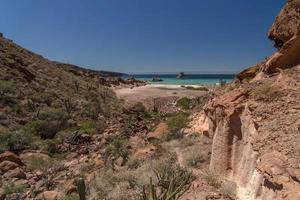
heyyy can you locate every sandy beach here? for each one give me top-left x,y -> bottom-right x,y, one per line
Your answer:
115,84 -> 208,106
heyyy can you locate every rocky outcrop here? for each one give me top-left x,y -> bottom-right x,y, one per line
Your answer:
236,0 -> 300,80
268,0 -> 300,49
188,1 -> 300,199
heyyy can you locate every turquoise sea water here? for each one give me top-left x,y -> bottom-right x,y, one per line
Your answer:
124,74 -> 235,85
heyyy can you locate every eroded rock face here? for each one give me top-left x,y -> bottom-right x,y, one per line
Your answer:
268,0 -> 300,49
236,0 -> 300,80
188,64 -> 300,199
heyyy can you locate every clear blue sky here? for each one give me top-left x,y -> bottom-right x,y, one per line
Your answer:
0,0 -> 285,74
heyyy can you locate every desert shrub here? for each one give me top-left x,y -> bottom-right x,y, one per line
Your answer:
164,112 -> 189,141
130,102 -> 151,118
89,168 -> 138,200
0,80 -> 13,96
31,92 -> 54,106
220,180 -> 237,199
181,133 -> 200,147
42,139 -> 60,155
80,120 -> 106,135
62,98 -> 76,114
0,128 -> 32,152
194,96 -> 209,111
60,194 -> 79,200
11,104 -> 23,116
79,162 -> 94,176
82,101 -> 102,120
2,57 -> 16,66
104,136 -> 129,162
253,84 -> 282,102
26,154 -> 53,172
201,170 -> 221,188
23,120 -> 44,135
107,182 -> 132,200
176,97 -> 192,110
38,108 -> 69,122
3,183 -> 28,195
143,163 -> 193,200
183,150 -> 205,168
80,120 -> 97,135
127,155 -> 141,169
36,121 -> 62,139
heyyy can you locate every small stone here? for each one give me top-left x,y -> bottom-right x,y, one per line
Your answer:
115,157 -> 124,166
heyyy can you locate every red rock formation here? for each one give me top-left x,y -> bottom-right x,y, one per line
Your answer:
188,1 -> 300,199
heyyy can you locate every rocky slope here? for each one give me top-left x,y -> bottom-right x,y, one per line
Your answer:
187,1 -> 300,199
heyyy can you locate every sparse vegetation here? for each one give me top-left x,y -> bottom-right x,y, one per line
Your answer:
80,120 -> 97,135
0,128 -> 32,152
164,112 -> 189,141
183,150 -> 205,168
25,154 -> 54,172
201,170 -> 221,188
220,180 -> 237,199
61,194 -> 80,200
127,155 -> 141,169
176,97 -> 192,110
253,84 -> 282,101
143,164 -> 193,200
3,183 -> 28,195
38,107 -> 69,122
104,136 -> 130,163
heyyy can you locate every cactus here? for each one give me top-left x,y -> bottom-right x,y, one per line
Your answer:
142,167 -> 193,200
73,80 -> 79,92
76,177 -> 86,200
63,98 -> 74,114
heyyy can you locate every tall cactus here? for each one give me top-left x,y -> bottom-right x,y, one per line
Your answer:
76,177 -> 86,200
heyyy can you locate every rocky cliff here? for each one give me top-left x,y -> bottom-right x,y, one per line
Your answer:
188,1 -> 300,199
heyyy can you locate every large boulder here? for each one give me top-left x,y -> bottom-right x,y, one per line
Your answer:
268,0 -> 300,49
0,151 -> 23,165
0,160 -> 20,174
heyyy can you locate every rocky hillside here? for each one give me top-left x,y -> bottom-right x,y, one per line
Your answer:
187,1 -> 300,199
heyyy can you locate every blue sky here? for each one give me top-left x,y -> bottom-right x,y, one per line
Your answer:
0,0 -> 285,74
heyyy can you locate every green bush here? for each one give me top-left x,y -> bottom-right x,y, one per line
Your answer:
60,194 -> 79,200
143,164 -> 193,200
253,84 -> 282,102
0,80 -> 13,96
176,97 -> 192,110
25,154 -> 53,172
38,107 -> 69,122
3,183 -> 28,195
127,155 -> 141,169
23,120 -> 44,135
164,113 -> 189,141
31,92 -> 54,106
43,139 -> 60,155
80,120 -> 97,135
201,170 -> 221,188
104,136 -> 129,161
0,128 -> 32,152
183,150 -> 205,168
